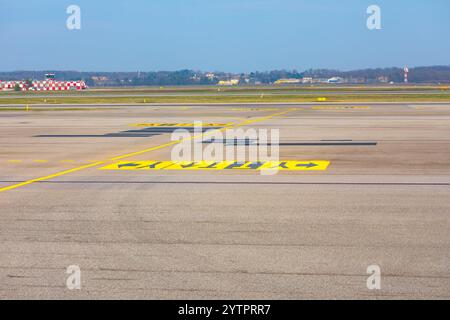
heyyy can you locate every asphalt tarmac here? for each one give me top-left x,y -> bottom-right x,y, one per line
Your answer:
0,103 -> 449,299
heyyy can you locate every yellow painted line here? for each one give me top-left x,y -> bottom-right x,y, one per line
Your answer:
100,160 -> 330,171
0,161 -> 104,192
33,160 -> 48,163
60,160 -> 76,163
7,160 -> 23,164
130,123 -> 232,127
0,108 -> 294,193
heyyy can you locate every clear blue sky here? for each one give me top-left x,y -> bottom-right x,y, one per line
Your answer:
1,0 -> 449,72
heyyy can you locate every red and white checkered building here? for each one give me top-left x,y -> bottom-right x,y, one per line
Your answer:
0,80 -> 87,91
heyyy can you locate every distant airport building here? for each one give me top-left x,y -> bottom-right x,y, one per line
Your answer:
205,73 -> 216,80
377,76 -> 389,83
274,78 -> 301,85
327,77 -> 343,84
218,79 -> 239,86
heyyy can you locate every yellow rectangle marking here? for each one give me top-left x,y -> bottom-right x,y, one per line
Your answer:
100,160 -> 330,171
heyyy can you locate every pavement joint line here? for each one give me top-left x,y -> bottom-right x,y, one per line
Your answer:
0,108 -> 295,193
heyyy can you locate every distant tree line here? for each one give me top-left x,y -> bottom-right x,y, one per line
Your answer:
1,66 -> 449,86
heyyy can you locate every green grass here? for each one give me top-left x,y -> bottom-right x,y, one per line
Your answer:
0,93 -> 449,105
0,85 -> 449,97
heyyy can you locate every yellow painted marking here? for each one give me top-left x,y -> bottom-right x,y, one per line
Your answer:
317,97 -> 327,102
0,161 -> 104,192
7,160 -> 23,164
130,123 -> 232,127
60,160 -> 76,163
100,160 -> 330,171
33,160 -> 48,163
312,106 -> 371,110
0,109 -> 294,193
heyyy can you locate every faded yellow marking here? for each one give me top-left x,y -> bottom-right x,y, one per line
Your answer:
33,160 -> 48,163
0,109 -> 295,192
7,160 -> 23,164
60,160 -> 76,163
100,160 -> 330,171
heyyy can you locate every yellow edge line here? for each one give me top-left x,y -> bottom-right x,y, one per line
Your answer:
0,108 -> 295,192
0,162 -> 104,192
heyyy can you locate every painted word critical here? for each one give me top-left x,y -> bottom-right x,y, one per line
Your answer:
100,160 -> 330,171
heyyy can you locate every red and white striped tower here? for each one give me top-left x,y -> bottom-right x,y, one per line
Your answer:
404,66 -> 409,83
